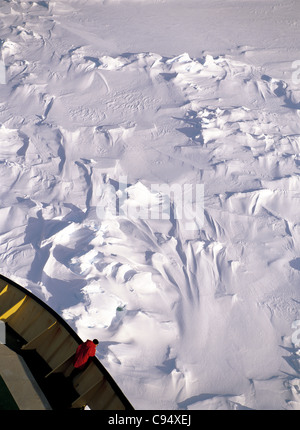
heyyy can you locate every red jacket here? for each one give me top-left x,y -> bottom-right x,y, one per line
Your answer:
73,340 -> 96,369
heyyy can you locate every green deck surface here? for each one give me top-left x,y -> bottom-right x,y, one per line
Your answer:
0,374 -> 19,410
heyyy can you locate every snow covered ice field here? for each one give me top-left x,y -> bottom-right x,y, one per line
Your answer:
1,0 -> 300,410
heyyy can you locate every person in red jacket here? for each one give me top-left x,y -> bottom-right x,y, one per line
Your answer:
69,339 -> 99,379
73,339 -> 99,370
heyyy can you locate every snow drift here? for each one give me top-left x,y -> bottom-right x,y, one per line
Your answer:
0,0 -> 300,409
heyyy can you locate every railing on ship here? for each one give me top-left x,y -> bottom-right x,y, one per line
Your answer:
0,274 -> 133,410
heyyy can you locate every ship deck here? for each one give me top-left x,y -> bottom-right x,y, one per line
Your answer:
0,343 -> 51,410
0,324 -> 81,410
0,275 -> 133,411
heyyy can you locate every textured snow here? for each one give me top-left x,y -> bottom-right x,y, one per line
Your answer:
0,0 -> 300,410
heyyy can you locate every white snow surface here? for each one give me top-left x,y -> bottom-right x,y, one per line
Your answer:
1,0 -> 300,410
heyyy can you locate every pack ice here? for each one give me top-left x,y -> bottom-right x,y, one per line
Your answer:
0,0 -> 300,410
